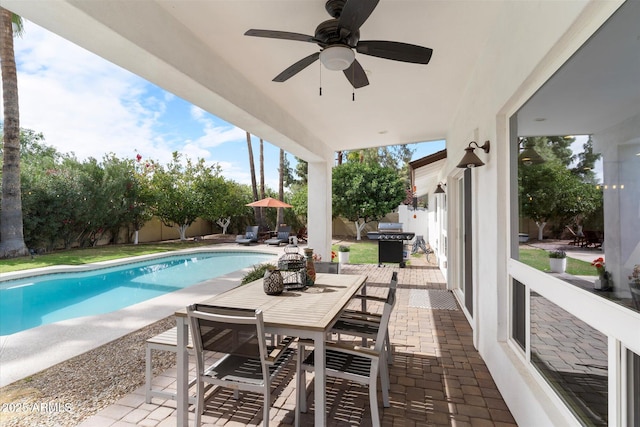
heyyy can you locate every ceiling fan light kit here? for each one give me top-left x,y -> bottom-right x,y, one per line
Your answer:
244,0 -> 433,90
320,45 -> 355,71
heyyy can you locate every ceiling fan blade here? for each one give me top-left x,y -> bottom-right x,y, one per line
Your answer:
357,40 -> 433,64
245,29 -> 316,43
273,52 -> 320,82
337,0 -> 380,38
343,59 -> 369,89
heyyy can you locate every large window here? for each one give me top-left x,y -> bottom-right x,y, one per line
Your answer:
508,1 -> 640,425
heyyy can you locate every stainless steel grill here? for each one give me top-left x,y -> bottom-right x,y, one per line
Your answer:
367,223 -> 415,267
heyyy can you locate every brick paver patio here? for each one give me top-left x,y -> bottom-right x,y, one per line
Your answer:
78,259 -> 517,426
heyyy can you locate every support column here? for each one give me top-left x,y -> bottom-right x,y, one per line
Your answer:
307,159 -> 332,261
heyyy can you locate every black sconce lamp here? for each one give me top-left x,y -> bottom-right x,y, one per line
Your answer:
456,140 -> 490,168
434,182 -> 446,194
518,138 -> 544,165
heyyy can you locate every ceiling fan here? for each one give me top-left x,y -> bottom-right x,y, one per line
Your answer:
244,0 -> 433,89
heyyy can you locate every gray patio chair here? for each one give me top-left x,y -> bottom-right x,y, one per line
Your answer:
331,272 -> 398,364
187,304 -> 295,427
264,226 -> 291,246
235,225 -> 259,245
295,286 -> 396,427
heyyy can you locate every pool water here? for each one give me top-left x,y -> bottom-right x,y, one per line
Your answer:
0,251 -> 273,335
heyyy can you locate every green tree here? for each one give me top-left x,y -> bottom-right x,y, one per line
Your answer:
151,152 -> 218,240
571,136 -> 601,184
333,162 -> 405,240
199,178 -> 249,235
0,9 -> 28,258
520,136 -> 575,167
520,156 -> 600,240
126,153 -> 156,244
290,184 -> 308,220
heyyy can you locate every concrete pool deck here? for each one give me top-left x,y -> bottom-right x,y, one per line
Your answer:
0,244 -> 284,387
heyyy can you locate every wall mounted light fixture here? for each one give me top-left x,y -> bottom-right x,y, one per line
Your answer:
518,138 -> 544,165
456,140 -> 490,168
434,182 -> 446,194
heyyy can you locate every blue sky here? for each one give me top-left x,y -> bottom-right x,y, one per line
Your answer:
9,21 -> 445,190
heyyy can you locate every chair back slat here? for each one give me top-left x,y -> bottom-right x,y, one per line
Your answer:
188,305 -> 266,360
373,282 -> 397,353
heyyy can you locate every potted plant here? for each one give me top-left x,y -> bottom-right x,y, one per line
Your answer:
591,257 -> 612,290
338,245 -> 350,264
548,250 -> 567,273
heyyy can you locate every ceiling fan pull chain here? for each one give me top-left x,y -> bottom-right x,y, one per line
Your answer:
319,62 -> 322,96
352,66 -> 355,101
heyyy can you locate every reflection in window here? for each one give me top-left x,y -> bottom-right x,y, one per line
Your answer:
518,135 -> 602,244
515,135 -> 638,311
530,292 -> 608,425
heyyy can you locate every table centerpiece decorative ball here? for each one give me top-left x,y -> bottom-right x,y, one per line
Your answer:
263,267 -> 284,295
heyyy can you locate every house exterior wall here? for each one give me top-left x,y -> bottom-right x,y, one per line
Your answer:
413,1 -> 631,425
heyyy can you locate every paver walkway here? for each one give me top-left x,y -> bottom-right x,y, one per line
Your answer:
79,258 -> 517,426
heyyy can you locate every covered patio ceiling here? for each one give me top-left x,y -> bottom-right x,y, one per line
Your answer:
2,1 -> 635,163
0,0 -> 499,161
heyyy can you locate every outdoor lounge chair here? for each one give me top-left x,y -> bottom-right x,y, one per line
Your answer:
235,225 -> 259,245
264,226 -> 291,246
565,226 -> 586,247
582,230 -> 603,248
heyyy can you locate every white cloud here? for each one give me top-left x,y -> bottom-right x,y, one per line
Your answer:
8,22 -> 174,163
189,106 -> 246,149
4,21 -> 284,188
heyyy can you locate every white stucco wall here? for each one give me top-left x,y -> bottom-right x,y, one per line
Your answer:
434,1 -> 626,425
594,113 -> 640,299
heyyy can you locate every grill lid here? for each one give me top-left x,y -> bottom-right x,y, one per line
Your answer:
378,222 -> 403,232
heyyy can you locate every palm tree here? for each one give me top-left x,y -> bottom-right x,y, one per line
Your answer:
246,131 -> 262,227
277,148 -> 285,226
0,8 -> 28,258
259,138 -> 265,225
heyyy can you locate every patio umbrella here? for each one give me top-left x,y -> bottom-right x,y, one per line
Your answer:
246,197 -> 292,208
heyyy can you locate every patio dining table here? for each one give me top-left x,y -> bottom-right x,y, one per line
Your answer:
174,272 -> 368,426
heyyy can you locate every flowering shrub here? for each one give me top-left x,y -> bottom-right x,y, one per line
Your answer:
591,257 -> 606,275
331,251 -> 337,262
548,250 -> 566,259
629,264 -> 640,284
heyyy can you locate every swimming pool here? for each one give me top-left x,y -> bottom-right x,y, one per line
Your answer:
0,251 -> 274,335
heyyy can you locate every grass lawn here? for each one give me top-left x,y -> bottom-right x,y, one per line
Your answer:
330,240 -> 424,266
1,240 -> 388,274
331,241 -> 378,264
3,241 -> 591,276
0,241 -> 214,273
519,247 -> 597,275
